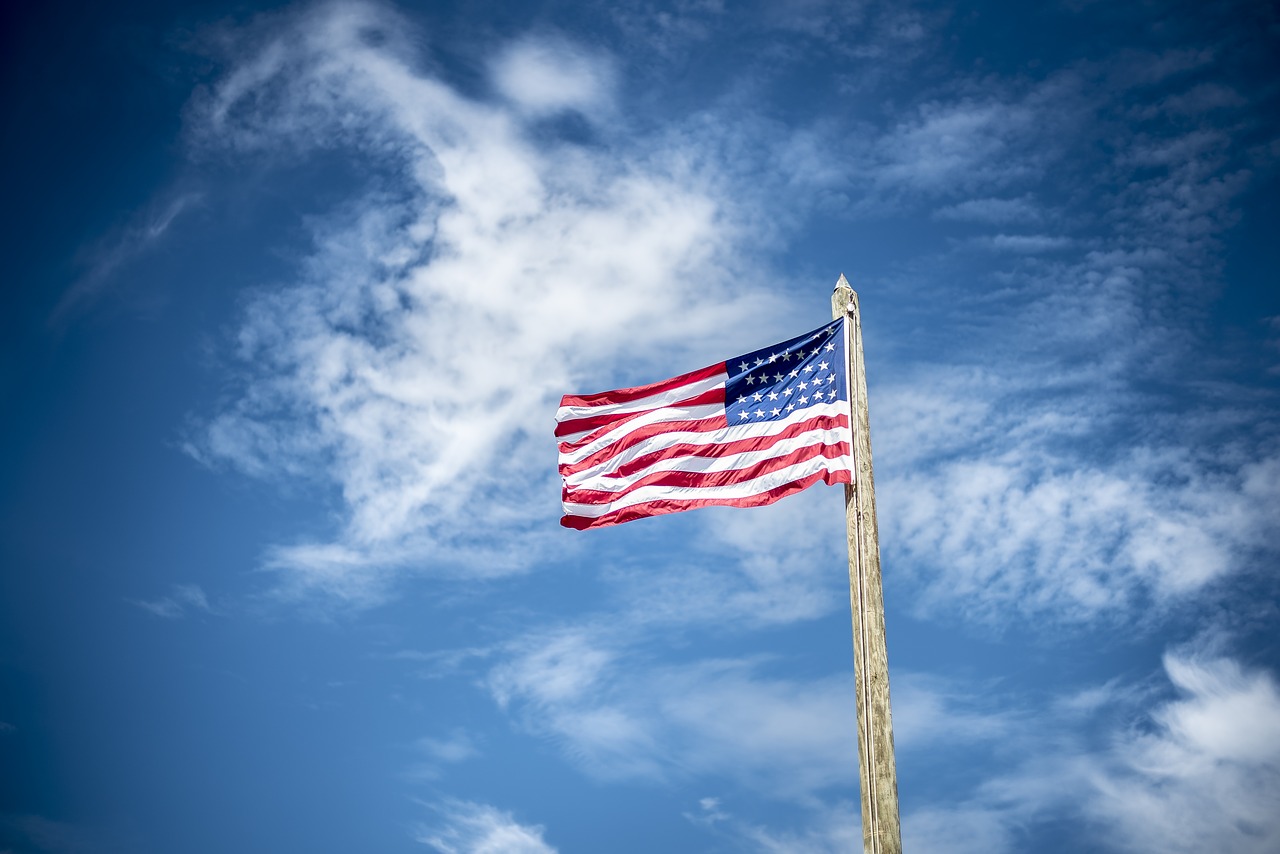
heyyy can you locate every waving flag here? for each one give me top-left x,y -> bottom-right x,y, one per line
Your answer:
556,319 -> 854,529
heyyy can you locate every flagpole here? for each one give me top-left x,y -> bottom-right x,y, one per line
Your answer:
833,275 -> 902,854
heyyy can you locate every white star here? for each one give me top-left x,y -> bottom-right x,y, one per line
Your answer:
774,372 -> 784,382
745,375 -> 755,385
798,381 -> 808,391
818,360 -> 829,370
826,375 -> 836,385
789,369 -> 799,378
798,395 -> 809,405
785,403 -> 795,412
771,407 -> 781,416
811,347 -> 820,356
753,391 -> 764,401
813,390 -> 825,400
754,357 -> 765,367
739,411 -> 750,420
825,341 -> 836,352
768,391 -> 779,401
783,387 -> 793,397
803,364 -> 814,373
738,395 -> 747,404
755,408 -> 766,418
782,351 -> 792,362
768,353 -> 779,363
739,361 -> 751,372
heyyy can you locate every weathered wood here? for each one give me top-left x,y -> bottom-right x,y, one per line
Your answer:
833,275 -> 902,854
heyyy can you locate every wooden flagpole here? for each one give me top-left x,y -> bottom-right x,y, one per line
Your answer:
832,275 -> 902,854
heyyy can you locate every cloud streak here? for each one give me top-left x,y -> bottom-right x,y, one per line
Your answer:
899,649 -> 1280,854
414,799 -> 557,854
52,190 -> 201,326
130,583 -> 220,619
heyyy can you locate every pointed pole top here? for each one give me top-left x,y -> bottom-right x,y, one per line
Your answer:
833,274 -> 858,316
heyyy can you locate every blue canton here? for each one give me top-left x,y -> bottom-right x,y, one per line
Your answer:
724,319 -> 848,424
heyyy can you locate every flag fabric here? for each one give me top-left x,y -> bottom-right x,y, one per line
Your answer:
556,319 -> 855,530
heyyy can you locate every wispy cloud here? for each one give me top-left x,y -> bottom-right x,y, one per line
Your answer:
607,0 -> 930,73
490,37 -> 615,119
881,445 -> 1280,622
130,583 -> 220,619
978,233 -> 1075,253
475,612 -> 1280,851
182,1 -> 789,604
389,646 -> 493,680
414,799 -> 557,854
710,799 -> 862,854
933,196 -> 1044,225
1086,651 -> 1280,853
841,44 -> 1280,624
897,648 -> 1280,854
51,190 -> 201,326
405,730 -> 480,781
488,628 -> 859,794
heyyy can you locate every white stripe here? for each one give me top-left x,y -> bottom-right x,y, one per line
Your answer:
555,373 -> 726,424
561,454 -> 853,519
565,425 -> 852,492
561,401 -> 848,473
557,402 -> 724,463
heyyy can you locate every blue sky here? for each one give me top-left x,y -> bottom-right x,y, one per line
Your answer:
2,0 -> 1279,851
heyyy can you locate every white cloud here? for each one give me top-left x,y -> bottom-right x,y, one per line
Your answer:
902,805 -> 1016,854
858,96 -> 1046,204
489,38 -> 615,118
130,583 -> 218,619
588,630 -> 1276,853
390,646 -> 493,680
1087,652 -> 1280,853
1158,83 -> 1246,116
406,731 -> 480,781
982,233 -> 1074,253
891,672 -> 1021,749
933,195 -> 1042,224
184,1 -> 787,602
487,626 -> 859,794
855,54 -> 1278,623
607,0 -> 929,73
881,437 -> 1280,621
415,800 -> 557,854
732,800 -> 861,853
888,649 -> 1280,854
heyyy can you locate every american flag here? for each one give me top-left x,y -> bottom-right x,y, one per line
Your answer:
556,319 -> 854,530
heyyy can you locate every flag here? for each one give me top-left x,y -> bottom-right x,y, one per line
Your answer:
556,319 -> 855,529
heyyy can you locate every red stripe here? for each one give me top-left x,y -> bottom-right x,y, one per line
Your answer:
601,413 -> 849,479
560,470 -> 852,529
564,442 -> 852,505
559,413 -> 729,475
559,362 -> 725,409
554,387 -> 725,438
